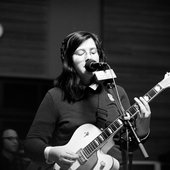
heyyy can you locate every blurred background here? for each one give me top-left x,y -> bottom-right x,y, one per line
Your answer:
0,0 -> 170,169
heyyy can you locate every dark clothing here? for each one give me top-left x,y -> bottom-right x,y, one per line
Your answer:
0,153 -> 27,170
24,85 -> 146,169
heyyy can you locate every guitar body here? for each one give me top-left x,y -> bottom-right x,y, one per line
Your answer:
53,124 -> 119,170
27,73 -> 170,170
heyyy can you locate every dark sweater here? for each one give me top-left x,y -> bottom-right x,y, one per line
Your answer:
25,85 -> 135,167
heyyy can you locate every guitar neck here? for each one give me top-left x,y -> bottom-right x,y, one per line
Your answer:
80,82 -> 165,160
127,82 -> 164,119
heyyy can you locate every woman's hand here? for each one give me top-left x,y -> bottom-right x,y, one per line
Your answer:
48,146 -> 79,169
134,97 -> 151,137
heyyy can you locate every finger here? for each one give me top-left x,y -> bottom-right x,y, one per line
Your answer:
134,97 -> 147,118
124,112 -> 130,120
66,152 -> 79,159
134,97 -> 145,111
61,153 -> 79,164
139,97 -> 151,118
134,97 -> 151,118
62,158 -> 76,164
59,157 -> 75,166
139,97 -> 151,113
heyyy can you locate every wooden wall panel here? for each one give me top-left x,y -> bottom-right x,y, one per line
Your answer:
0,0 -> 49,78
102,0 -> 170,161
0,0 -> 101,137
0,0 -> 100,79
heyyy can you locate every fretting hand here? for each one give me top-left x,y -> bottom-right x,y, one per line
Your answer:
134,97 -> 151,137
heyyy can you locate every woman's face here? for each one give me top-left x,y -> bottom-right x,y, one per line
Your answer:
2,129 -> 19,153
72,38 -> 99,85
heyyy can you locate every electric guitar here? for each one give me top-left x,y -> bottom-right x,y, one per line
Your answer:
46,73 -> 170,170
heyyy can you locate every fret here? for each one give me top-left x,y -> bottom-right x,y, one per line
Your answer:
83,141 -> 98,158
92,140 -> 98,149
100,133 -> 106,142
114,120 -> 121,128
114,119 -> 123,130
127,105 -> 139,117
82,149 -> 88,158
110,123 -> 117,131
144,89 -> 157,101
148,88 -> 157,98
77,149 -> 88,164
86,139 -> 100,154
90,141 -> 95,150
84,146 -> 92,156
102,131 -> 108,139
117,119 -> 123,126
94,139 -> 100,146
109,119 -> 123,133
109,119 -> 123,134
105,128 -> 112,136
114,121 -> 118,128
91,143 -> 97,153
89,142 -> 95,151
82,119 -> 124,158
83,147 -> 90,157
98,134 -> 104,143
108,127 -> 113,134
143,84 -> 162,102
83,148 -> 90,158
95,136 -> 102,145
86,144 -> 93,153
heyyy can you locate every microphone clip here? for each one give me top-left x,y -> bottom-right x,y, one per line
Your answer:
94,69 -> 117,82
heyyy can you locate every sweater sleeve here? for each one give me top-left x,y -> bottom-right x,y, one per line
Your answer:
24,90 -> 59,162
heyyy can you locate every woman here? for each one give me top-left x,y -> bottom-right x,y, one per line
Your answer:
24,31 -> 151,170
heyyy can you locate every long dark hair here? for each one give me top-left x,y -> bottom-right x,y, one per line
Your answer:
55,31 -> 106,102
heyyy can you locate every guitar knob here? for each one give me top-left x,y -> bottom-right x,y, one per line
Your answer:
100,161 -> 105,170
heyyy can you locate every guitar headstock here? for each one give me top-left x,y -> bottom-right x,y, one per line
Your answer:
159,72 -> 170,89
164,72 -> 170,79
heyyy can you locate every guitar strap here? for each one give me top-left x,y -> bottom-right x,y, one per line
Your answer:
106,84 -> 126,117
96,89 -> 109,129
96,84 -> 125,130
108,85 -> 135,170
104,84 -> 132,170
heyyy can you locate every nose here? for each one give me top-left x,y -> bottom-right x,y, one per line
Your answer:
13,138 -> 18,144
10,137 -> 19,144
85,51 -> 92,60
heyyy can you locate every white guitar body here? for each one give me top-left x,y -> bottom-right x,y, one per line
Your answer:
54,124 -> 120,170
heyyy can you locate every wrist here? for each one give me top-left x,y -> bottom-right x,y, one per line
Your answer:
44,146 -> 54,164
137,129 -> 150,141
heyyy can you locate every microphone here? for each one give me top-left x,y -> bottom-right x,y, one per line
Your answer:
85,59 -> 107,72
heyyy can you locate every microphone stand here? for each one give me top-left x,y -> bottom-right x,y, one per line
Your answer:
105,82 -> 149,170
94,69 -> 149,170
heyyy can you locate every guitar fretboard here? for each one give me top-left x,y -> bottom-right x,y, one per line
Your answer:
127,83 -> 163,119
78,82 -> 164,163
79,118 -> 123,160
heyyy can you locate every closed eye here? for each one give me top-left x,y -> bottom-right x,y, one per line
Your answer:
74,49 -> 85,56
90,48 -> 97,55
